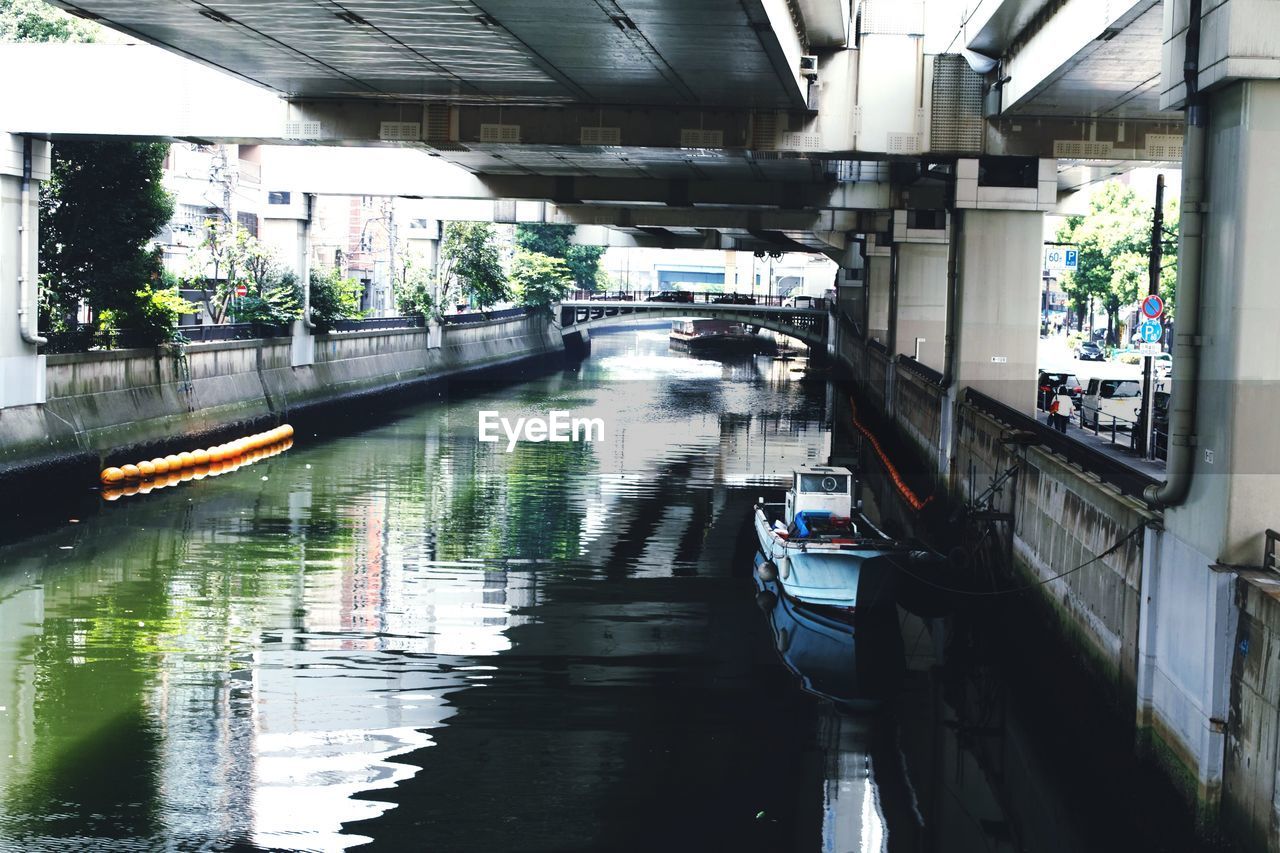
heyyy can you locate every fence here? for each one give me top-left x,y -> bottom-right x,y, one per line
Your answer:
565,289 -> 829,310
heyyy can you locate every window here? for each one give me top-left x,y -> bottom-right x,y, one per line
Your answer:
799,473 -> 848,494
268,191 -> 292,205
1101,380 -> 1141,399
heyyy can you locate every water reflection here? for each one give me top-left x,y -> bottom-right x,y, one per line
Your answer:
0,327 -> 831,850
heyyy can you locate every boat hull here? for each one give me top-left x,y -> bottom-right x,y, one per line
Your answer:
753,509 -> 898,611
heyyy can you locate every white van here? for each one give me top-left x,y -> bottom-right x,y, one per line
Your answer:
1082,375 -> 1143,430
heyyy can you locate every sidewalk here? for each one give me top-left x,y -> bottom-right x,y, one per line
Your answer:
1043,410 -> 1167,480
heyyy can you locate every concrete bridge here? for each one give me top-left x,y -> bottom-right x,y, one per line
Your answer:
556,295 -> 830,350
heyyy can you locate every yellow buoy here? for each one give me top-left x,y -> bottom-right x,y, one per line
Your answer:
137,460 -> 157,478
100,467 -> 125,485
151,457 -> 170,475
191,448 -> 210,466
177,451 -> 195,468
120,463 -> 141,481
165,454 -> 182,470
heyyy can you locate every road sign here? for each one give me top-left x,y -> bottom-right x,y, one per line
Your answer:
1043,246 -> 1079,272
235,284 -> 248,297
1141,294 -> 1164,319
1139,319 -> 1163,343
1138,342 -> 1161,356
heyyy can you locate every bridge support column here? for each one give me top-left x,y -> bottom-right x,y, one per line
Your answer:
951,208 -> 1043,413
0,134 -> 49,408
263,192 -> 316,368
893,211 -> 951,372
1136,82 -> 1280,825
865,242 -> 891,345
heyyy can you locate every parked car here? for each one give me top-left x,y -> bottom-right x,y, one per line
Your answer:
783,294 -> 815,308
589,291 -> 631,301
645,290 -> 694,304
1082,375 -> 1143,430
1037,371 -> 1083,412
711,293 -> 756,305
1075,340 -> 1106,361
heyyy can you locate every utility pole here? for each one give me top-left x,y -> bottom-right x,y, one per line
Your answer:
1138,174 -> 1165,459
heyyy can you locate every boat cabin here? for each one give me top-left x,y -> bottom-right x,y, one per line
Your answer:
784,466 -> 854,531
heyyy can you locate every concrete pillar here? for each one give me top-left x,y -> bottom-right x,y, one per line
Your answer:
262,191 -> 316,368
0,134 -> 49,409
1139,86 -> 1280,804
952,208 -> 1043,412
865,250 -> 891,345
895,242 -> 948,371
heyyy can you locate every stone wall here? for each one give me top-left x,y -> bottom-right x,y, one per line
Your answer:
0,314 -> 561,479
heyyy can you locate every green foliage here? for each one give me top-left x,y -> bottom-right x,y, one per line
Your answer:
308,268 -> 363,332
1056,180 -> 1179,334
393,250 -> 436,318
117,282 -> 199,347
227,273 -> 302,326
39,140 -> 174,334
440,222 -> 508,308
0,0 -> 100,43
1117,351 -> 1142,365
186,219 -> 258,323
510,251 -> 573,307
515,223 -> 605,292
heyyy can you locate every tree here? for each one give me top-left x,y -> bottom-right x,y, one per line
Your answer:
40,140 -> 174,331
308,268 -> 364,332
510,251 -> 572,308
439,222 -> 508,308
515,223 -> 605,292
393,248 -> 436,318
0,0 -> 100,43
1055,180 -> 1177,340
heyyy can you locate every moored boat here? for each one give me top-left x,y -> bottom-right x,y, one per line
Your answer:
753,465 -> 919,616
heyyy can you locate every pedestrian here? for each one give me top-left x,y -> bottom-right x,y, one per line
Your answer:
1054,384 -> 1073,432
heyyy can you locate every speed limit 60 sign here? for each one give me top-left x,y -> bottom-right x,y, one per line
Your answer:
1044,246 -> 1078,272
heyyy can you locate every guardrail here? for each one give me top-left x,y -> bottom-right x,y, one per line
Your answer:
566,289 -> 829,310
443,306 -> 530,325
179,322 -> 288,342
965,388 -> 1159,499
330,315 -> 425,332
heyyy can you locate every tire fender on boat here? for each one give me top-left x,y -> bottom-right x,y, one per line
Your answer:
755,590 -> 777,611
758,560 -> 778,582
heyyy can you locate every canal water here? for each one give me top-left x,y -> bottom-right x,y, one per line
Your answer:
0,326 -> 1203,852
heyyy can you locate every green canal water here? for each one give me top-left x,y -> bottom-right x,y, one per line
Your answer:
0,327 -> 1203,852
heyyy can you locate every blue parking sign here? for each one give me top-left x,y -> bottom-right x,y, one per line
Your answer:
1064,249 -> 1078,270
1139,320 -> 1162,343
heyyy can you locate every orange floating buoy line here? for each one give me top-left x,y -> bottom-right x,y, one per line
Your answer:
99,424 -> 295,501
847,397 -> 935,512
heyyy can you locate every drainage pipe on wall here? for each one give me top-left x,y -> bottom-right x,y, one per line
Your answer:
1145,0 -> 1206,508
300,193 -> 317,330
942,209 -> 961,387
17,136 -> 47,347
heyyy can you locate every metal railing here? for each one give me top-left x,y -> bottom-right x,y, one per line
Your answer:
965,389 -> 1160,499
330,315 -> 425,332
565,289 -> 829,310
442,306 -> 530,325
179,322 -> 287,342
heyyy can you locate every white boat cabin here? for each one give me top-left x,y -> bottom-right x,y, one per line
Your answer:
784,466 -> 854,527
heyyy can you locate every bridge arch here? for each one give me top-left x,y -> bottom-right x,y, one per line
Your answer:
555,300 -> 829,350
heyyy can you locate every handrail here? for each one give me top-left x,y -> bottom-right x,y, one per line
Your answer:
443,306 -> 530,325
897,355 -> 945,387
965,388 -> 1159,499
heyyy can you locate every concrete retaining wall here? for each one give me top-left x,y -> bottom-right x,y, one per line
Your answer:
0,313 -> 561,478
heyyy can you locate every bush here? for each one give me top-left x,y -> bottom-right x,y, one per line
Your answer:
228,273 -> 302,326
116,284 -> 198,347
396,276 -> 436,319
1116,351 -> 1141,365
308,268 -> 364,332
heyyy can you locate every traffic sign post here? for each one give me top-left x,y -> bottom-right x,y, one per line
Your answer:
235,284 -> 248,297
1141,294 -> 1164,319
1043,245 -> 1079,272
1139,319 -> 1163,343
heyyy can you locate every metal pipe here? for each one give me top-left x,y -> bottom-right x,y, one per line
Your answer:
887,242 -> 899,356
942,210 -> 961,386
300,193 -> 317,330
1144,0 -> 1206,507
17,136 -> 47,347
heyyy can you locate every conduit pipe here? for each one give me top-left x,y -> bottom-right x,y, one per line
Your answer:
17,136 -> 46,346
300,192 -> 317,330
942,209 -> 961,386
1145,0 -> 1206,507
